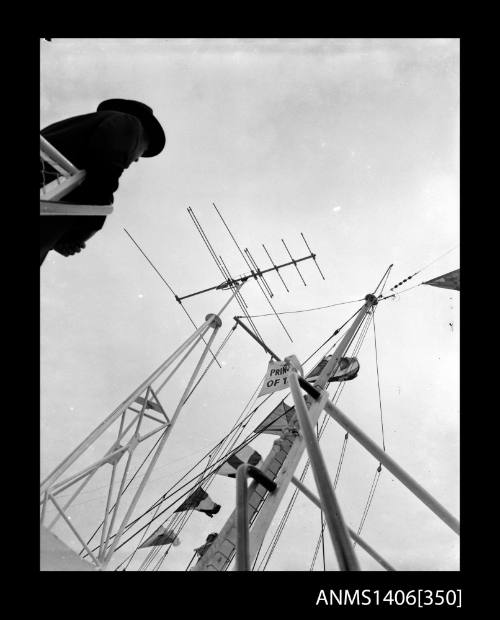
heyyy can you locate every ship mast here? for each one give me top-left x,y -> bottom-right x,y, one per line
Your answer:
192,294 -> 378,571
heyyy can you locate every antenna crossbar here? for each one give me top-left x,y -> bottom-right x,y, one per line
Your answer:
177,254 -> 316,301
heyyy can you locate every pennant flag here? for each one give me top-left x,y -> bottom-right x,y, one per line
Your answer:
423,269 -> 460,291
217,445 -> 262,478
194,532 -> 218,557
254,401 -> 297,436
306,356 -> 360,383
138,526 -> 180,549
174,487 -> 221,518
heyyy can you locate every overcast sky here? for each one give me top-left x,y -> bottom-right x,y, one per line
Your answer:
40,38 -> 459,571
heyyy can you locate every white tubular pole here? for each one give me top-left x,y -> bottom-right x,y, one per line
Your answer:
50,445 -> 128,494
138,423 -> 169,442
40,135 -> 80,175
40,199 -> 112,216
100,450 -> 135,558
154,327 -> 216,396
291,476 -> 396,571
289,372 -> 360,571
40,492 -> 49,525
40,317 -> 214,494
100,322 -> 222,568
98,459 -> 123,562
321,397 -> 460,535
40,171 -> 87,202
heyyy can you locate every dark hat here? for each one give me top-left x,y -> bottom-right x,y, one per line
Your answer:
96,99 -> 166,157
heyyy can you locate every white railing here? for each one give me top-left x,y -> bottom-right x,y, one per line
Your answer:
40,135 -> 113,215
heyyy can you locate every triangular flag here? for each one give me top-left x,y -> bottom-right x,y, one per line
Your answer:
254,401 -> 297,436
423,269 -> 460,291
138,526 -> 180,549
174,487 -> 221,518
217,445 -> 262,478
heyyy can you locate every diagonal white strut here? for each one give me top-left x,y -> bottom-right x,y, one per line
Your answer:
290,476 -> 396,571
319,388 -> 460,535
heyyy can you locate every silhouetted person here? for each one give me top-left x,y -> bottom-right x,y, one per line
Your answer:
40,99 -> 166,265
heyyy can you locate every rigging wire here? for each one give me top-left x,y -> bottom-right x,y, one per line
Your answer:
114,360 -> 290,553
388,245 -> 459,292
354,464 -> 382,546
80,432 -> 165,557
373,313 -> 387,451
349,308 -> 387,548
380,282 -> 423,301
110,407 -> 286,557
237,297 -> 365,318
247,310 -> 373,570
309,524 -> 325,571
122,387 -> 270,526
374,264 -> 394,297
217,308 -> 368,570
82,327 -> 238,556
302,306 -> 363,366
112,375 -> 315,564
249,307 -> 372,570
121,300 -> 369,568
318,423 -> 326,572
98,301 -> 370,567
182,324 -> 237,405
332,432 -> 349,491
123,228 -> 177,297
121,457 -> 210,570
417,244 -> 459,274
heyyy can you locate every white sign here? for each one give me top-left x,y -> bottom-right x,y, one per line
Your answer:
259,355 -> 304,397
258,360 -> 291,396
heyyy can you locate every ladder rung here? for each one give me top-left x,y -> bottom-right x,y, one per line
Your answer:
40,200 -> 113,216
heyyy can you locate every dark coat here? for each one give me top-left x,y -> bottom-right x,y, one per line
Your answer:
40,110 -> 147,264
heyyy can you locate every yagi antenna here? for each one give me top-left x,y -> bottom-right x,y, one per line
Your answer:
180,213 -> 324,301
179,203 -> 326,344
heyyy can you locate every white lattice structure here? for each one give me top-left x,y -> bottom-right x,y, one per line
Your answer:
40,135 -> 113,216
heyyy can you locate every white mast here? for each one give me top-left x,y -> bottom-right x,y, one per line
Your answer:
193,294 -> 378,571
